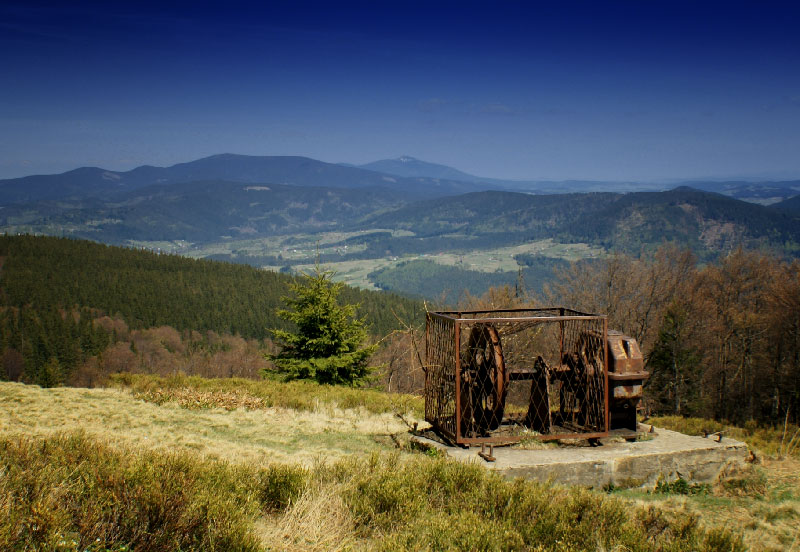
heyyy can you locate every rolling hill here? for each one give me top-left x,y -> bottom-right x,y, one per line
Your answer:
2,154 -> 799,268
3,180 -> 799,260
358,156 -> 642,193
359,156 -> 800,201
358,187 -> 800,256
680,180 -> 800,204
772,193 -> 800,214
2,180 -> 409,243
359,155 -> 500,183
0,234 -> 423,340
0,154 -> 485,205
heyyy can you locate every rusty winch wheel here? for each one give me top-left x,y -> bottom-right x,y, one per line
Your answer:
462,324 -> 508,433
576,331 -> 605,430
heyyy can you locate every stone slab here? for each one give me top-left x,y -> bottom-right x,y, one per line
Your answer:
411,425 -> 750,488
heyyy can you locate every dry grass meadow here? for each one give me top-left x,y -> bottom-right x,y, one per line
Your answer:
0,381 -> 413,466
2,376 -> 798,551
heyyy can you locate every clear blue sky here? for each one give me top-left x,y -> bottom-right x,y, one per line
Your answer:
1,1 -> 799,181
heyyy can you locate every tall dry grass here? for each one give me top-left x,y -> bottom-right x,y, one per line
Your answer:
0,381 -> 413,466
650,415 -> 800,459
0,431 -> 745,552
110,372 -> 424,417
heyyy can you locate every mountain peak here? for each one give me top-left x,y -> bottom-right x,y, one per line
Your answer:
360,156 -> 483,182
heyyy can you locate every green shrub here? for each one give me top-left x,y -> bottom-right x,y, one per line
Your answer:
718,468 -> 767,498
257,464 -> 309,512
0,432 -> 261,551
702,527 -> 746,552
655,477 -> 711,496
1,431 -> 744,551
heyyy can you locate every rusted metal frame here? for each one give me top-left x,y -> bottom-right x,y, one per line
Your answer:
425,313 -> 457,444
603,316 -> 610,433
435,307 -> 599,317
431,309 -> 611,445
424,312 -> 431,423
454,315 -> 605,324
454,317 -> 462,443
424,312 -> 430,373
458,431 -> 610,445
478,443 -> 496,462
428,311 -> 605,325
608,373 -> 650,381
440,316 -> 457,443
427,311 -> 457,322
559,307 -> 565,366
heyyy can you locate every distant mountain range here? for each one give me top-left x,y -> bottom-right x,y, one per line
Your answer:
358,156 -> 486,183
1,153 -> 799,259
358,156 -> 649,194
358,156 -> 800,203
3,153 -> 799,206
0,154 -> 485,205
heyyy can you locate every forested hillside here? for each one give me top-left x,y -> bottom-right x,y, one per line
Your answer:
773,193 -> 800,214
0,235 -> 421,337
0,235 -> 423,387
369,257 -> 569,301
546,246 -> 800,426
1,181 -> 409,243
363,187 -> 800,257
5,175 -> 800,266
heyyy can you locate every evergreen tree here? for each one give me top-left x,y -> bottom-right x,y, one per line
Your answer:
268,266 -> 376,385
646,305 -> 701,415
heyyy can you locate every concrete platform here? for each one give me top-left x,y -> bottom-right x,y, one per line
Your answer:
411,425 -> 751,488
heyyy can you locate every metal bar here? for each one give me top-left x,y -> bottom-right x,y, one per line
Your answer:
603,316 -> 610,433
458,431 -> 610,445
453,316 -> 606,324
435,307 -> 598,316
454,318 -> 462,443
608,372 -> 651,381
478,443 -> 496,462
559,307 -> 564,361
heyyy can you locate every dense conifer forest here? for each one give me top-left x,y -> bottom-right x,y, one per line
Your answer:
0,235 -> 423,387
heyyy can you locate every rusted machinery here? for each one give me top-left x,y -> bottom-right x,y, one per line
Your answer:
606,330 -> 649,431
424,309 -> 648,446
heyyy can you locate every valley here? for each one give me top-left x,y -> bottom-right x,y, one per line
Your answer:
2,154 -> 799,300
129,233 -> 604,292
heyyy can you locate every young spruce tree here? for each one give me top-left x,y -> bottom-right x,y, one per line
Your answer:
268,265 -> 376,385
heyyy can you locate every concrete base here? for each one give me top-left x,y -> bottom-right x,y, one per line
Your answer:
411,425 -> 750,488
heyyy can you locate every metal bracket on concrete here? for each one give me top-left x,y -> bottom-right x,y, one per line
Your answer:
478,443 -> 496,462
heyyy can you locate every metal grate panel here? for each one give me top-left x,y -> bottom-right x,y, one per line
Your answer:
425,308 -> 608,445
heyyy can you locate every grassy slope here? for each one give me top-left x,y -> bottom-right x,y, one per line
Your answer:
637,416 -> 800,550
0,380 -> 417,466
612,457 -> 800,552
5,377 -> 797,551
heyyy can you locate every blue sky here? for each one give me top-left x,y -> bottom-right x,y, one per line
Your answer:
1,1 -> 799,181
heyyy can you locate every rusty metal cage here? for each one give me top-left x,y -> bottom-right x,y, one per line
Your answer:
425,308 -> 609,445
